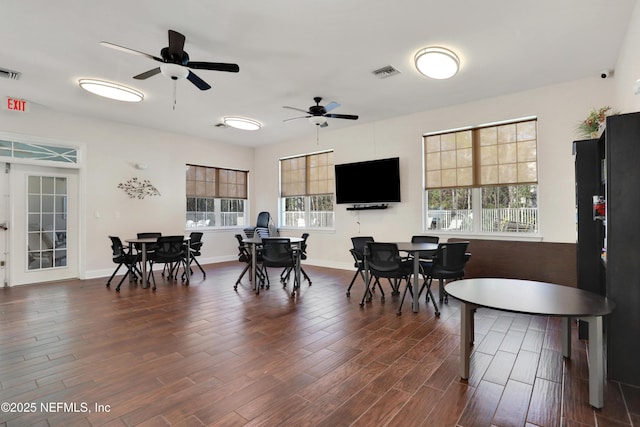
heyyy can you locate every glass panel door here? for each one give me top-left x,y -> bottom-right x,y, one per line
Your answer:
27,175 -> 67,269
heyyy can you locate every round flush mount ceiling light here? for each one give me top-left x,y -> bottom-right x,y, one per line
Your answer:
414,47 -> 460,79
223,117 -> 262,131
79,79 -> 144,102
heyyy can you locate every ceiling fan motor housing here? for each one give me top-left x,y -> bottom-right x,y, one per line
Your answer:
161,47 -> 190,65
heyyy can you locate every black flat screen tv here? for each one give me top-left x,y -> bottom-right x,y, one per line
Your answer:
334,157 -> 401,204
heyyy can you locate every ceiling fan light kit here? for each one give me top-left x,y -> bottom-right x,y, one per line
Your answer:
309,116 -> 327,126
414,47 -> 460,79
223,117 -> 262,131
78,79 -> 144,102
160,63 -> 189,80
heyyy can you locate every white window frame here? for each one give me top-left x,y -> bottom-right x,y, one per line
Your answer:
423,117 -> 540,238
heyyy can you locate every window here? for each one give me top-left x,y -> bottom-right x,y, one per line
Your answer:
186,164 -> 248,228
27,175 -> 67,269
424,118 -> 538,234
280,151 -> 334,229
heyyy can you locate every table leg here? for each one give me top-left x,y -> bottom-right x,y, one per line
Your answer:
184,242 -> 190,285
460,302 -> 475,379
360,252 -> 371,306
412,253 -> 420,313
141,243 -> 148,288
561,317 -> 571,358
251,243 -> 258,294
581,315 -> 605,409
294,249 -> 301,296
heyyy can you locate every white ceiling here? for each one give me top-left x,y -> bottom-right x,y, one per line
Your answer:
0,0 -> 636,147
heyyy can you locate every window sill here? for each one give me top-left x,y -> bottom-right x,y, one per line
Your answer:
277,226 -> 336,234
429,231 -> 543,242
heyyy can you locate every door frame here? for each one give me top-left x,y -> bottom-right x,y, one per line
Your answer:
0,132 -> 85,286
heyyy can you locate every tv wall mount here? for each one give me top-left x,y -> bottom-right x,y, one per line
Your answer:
346,204 -> 389,211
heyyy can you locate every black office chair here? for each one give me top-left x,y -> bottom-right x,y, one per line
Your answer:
234,234 -> 267,290
281,233 -> 312,285
347,236 -> 374,297
148,235 -> 187,290
423,242 -> 471,303
181,231 -> 206,279
136,231 -> 161,275
410,235 -> 439,290
261,238 -> 300,297
106,236 -> 142,292
364,242 -> 413,309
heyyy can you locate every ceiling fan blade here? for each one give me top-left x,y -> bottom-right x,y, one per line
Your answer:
187,61 -> 240,73
283,106 -> 311,114
133,67 -> 161,80
283,116 -> 311,122
325,113 -> 359,120
187,71 -> 212,90
168,30 -> 186,58
99,41 -> 162,62
324,101 -> 340,112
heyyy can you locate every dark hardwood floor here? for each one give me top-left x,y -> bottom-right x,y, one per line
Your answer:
0,262 -> 638,426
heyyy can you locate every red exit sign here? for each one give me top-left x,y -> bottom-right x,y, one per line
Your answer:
6,97 -> 28,112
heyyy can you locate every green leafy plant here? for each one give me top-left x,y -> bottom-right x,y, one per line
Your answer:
578,106 -> 616,138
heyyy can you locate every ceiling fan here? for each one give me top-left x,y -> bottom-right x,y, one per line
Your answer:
100,29 -> 239,91
283,97 -> 359,127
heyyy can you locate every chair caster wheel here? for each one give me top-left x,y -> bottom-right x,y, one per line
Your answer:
435,312 -> 441,317
346,291 -> 351,297
381,296 -> 385,302
396,311 -> 402,316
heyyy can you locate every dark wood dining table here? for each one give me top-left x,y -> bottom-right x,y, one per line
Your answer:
445,278 -> 615,408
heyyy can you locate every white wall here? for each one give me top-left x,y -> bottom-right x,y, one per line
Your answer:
2,2 -> 638,279
614,0 -> 640,112
254,77 -> 616,270
0,106 -> 254,279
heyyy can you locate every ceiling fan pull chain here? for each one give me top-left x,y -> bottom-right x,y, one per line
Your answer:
173,80 -> 177,110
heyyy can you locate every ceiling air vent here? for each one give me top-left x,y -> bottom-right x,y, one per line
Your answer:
0,67 -> 21,80
372,65 -> 400,79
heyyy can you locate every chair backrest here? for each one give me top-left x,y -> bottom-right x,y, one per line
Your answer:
136,232 -> 161,251
256,211 -> 271,228
260,238 -> 294,267
350,236 -> 374,261
109,235 -> 125,259
189,232 -> 203,252
366,242 -> 403,272
153,235 -> 185,263
411,235 -> 439,259
137,232 -> 161,239
301,233 -> 309,254
235,234 -> 250,263
431,242 -> 470,276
